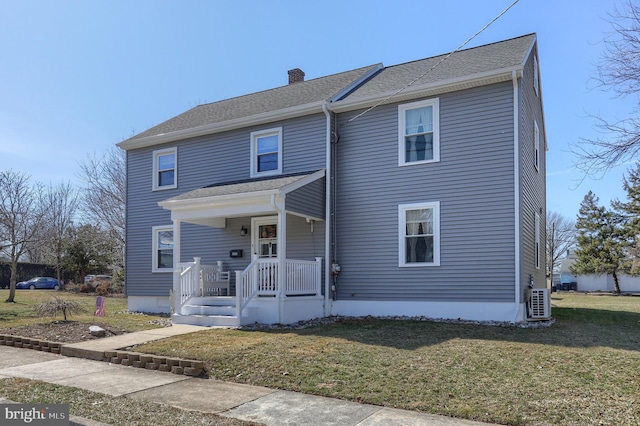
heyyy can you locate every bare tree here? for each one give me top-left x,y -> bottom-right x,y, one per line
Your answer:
573,1 -> 640,175
78,146 -> 125,267
44,182 -> 79,284
546,211 -> 576,283
0,170 -> 46,303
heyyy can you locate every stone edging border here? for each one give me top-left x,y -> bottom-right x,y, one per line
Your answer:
0,333 -> 204,377
0,334 -> 62,354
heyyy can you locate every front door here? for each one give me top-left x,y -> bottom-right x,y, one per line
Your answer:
252,216 -> 278,258
252,216 -> 278,292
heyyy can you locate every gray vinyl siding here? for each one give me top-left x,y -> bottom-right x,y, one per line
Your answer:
286,215 -> 326,261
334,82 -> 516,302
519,45 -> 547,301
125,113 -> 327,297
286,178 -> 325,219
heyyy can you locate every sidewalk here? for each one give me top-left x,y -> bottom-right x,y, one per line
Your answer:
0,327 -> 494,426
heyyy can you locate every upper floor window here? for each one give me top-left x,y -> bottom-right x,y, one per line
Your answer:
534,120 -> 540,172
533,55 -> 539,96
152,225 -> 174,272
534,212 -> 541,269
399,201 -> 440,267
398,98 -> 440,166
153,147 -> 177,190
251,127 -> 282,177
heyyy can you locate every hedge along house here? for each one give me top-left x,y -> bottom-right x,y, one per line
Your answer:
117,33 -> 548,326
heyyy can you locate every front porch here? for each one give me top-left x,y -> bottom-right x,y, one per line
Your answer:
172,256 -> 324,326
159,170 -> 328,327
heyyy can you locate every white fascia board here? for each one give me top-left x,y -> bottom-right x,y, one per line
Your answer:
329,67 -> 522,113
118,101 -> 326,150
170,199 -> 277,222
158,189 -> 280,211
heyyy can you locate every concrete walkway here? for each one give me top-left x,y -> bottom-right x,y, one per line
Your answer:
0,327 -> 494,426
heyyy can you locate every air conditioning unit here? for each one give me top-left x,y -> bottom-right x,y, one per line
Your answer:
528,288 -> 550,320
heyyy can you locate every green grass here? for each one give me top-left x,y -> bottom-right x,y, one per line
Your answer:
0,290 -> 166,332
137,293 -> 640,426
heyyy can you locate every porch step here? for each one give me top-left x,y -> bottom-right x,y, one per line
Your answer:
182,304 -> 236,316
175,296 -> 239,327
172,313 -> 240,327
189,296 -> 236,306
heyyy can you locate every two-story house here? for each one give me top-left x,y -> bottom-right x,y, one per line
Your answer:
117,33 -> 548,326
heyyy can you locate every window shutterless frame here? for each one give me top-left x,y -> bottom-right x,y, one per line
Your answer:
250,127 -> 282,177
398,98 -> 440,166
398,201 -> 440,267
152,147 -> 177,191
534,120 -> 540,172
152,225 -> 174,272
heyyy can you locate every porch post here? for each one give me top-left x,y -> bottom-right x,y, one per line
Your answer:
315,257 -> 322,296
278,211 -> 286,324
172,220 -> 182,315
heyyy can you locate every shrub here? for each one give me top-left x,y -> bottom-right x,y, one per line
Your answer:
33,296 -> 87,321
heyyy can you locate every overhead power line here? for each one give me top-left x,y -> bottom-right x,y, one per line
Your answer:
346,0 -> 521,124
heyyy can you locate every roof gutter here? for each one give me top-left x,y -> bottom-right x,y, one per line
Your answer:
118,101 -> 327,150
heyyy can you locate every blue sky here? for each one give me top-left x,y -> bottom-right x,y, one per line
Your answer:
0,0 -> 635,220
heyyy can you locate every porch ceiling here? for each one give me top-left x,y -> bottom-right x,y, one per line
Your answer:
158,169 -> 325,226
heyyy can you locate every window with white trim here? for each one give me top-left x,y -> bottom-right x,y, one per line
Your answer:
399,202 -> 440,267
533,55 -> 539,96
250,127 -> 282,177
534,213 -> 541,269
534,120 -> 540,172
153,147 -> 177,190
152,225 -> 174,272
398,98 -> 440,166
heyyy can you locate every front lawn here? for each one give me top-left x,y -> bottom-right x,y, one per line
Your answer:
0,290 -> 166,332
137,293 -> 640,426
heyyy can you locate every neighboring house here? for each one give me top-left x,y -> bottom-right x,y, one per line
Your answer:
117,33 -> 547,326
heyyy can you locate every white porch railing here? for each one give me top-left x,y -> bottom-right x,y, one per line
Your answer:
177,257 -> 322,320
176,258 -> 227,310
235,257 -> 322,319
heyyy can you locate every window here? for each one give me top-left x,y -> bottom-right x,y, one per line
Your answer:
152,225 -> 174,272
534,120 -> 540,172
153,147 -> 177,190
399,202 -> 440,267
533,55 -> 539,96
534,213 -> 541,269
251,127 -> 282,177
398,99 -> 440,166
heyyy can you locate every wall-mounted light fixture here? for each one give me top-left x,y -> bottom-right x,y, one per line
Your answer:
240,226 -> 248,236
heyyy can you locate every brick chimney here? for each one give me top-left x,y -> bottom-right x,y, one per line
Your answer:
288,68 -> 305,84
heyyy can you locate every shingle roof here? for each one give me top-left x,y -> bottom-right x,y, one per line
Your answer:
343,34 -> 535,101
124,34 -> 535,146
128,65 -> 381,141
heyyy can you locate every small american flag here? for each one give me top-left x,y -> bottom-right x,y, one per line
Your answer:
94,296 -> 106,317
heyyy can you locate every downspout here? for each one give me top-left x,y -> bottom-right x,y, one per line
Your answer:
322,102 -> 332,316
512,69 -> 522,322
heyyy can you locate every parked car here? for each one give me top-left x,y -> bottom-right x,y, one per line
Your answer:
85,275 -> 112,288
16,277 -> 61,290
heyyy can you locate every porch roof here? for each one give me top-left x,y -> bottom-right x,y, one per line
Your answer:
158,169 -> 325,226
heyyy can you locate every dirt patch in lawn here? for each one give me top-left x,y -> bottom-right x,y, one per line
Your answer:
0,321 -> 126,343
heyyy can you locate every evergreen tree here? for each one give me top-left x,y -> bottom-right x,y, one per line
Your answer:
572,191 -> 628,294
613,162 -> 640,273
